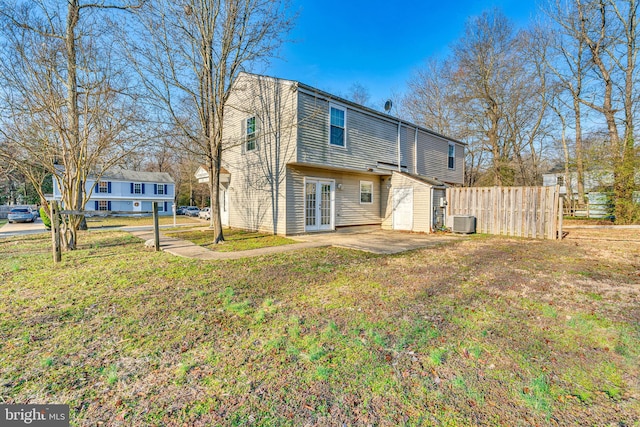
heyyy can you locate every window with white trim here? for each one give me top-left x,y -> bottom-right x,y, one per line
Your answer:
98,200 -> 108,211
134,183 -> 142,194
246,116 -> 257,151
448,143 -> 455,169
157,184 -> 165,195
329,105 -> 346,147
360,181 -> 373,204
158,202 -> 165,212
97,181 -> 109,193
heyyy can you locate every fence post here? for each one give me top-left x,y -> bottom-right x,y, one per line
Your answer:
51,201 -> 61,263
558,195 -> 564,240
152,202 -> 160,251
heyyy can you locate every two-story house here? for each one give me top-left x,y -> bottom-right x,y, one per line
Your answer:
219,73 -> 465,235
52,169 -> 175,215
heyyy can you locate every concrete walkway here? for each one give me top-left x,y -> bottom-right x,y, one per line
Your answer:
128,226 -> 464,260
129,229 -> 329,260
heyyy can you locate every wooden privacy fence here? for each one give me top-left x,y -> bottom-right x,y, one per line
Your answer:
446,186 -> 563,240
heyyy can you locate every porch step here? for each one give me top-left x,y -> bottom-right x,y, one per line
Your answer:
334,224 -> 381,234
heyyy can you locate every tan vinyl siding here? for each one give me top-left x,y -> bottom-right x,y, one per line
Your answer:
381,172 -> 433,233
286,165 -> 382,235
297,92 -> 399,170
415,130 -> 464,184
223,74 -> 297,234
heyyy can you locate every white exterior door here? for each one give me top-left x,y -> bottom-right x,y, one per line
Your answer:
393,187 -> 413,231
305,179 -> 334,232
133,200 -> 142,212
220,188 -> 229,226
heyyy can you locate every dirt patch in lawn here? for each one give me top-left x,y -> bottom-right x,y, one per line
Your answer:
164,227 -> 297,252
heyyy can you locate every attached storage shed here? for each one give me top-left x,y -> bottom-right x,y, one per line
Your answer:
381,172 -> 447,233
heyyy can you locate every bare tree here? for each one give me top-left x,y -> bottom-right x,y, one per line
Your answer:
542,2 -> 592,202
346,82 -> 371,107
404,10 -> 551,187
548,0 -> 639,223
130,0 -> 294,243
0,0 -> 144,249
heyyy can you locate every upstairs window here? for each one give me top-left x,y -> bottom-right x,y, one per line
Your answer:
360,181 -> 373,204
157,184 -> 165,195
245,116 -> 257,151
131,182 -> 144,194
329,105 -> 346,147
97,181 -> 110,193
448,143 -> 455,169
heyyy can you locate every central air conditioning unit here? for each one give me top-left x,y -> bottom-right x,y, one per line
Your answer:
452,215 -> 476,234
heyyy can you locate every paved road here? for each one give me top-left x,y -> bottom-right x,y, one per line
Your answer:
0,218 -> 48,238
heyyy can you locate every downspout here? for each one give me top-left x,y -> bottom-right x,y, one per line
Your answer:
429,186 -> 434,233
414,127 -> 418,174
397,120 -> 402,172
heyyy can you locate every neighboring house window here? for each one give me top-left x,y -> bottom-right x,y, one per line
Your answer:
360,181 -> 373,204
158,202 -> 165,212
329,105 -> 346,147
98,201 -> 108,211
97,181 -> 110,193
448,143 -> 455,169
133,183 -> 142,194
557,175 -> 565,186
157,184 -> 164,195
246,116 -> 257,151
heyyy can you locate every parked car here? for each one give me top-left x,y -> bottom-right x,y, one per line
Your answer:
176,206 -> 187,215
199,207 -> 211,220
7,207 -> 35,223
184,206 -> 200,217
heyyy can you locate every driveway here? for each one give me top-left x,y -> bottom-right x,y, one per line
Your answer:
293,228 -> 465,254
0,218 -> 48,238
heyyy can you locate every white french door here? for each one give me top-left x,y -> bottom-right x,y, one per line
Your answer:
304,178 -> 334,232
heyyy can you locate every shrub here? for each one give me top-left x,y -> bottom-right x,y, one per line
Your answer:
40,207 -> 51,229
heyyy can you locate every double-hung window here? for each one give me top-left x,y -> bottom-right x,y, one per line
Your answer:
157,184 -> 165,195
133,183 -> 142,194
246,116 -> 257,152
329,105 -> 346,147
448,143 -> 455,169
98,200 -> 108,211
360,181 -> 373,204
97,181 -> 109,193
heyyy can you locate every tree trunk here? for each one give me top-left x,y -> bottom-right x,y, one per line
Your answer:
64,1 -> 80,250
573,96 -> 585,203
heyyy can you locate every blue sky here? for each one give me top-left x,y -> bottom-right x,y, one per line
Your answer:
265,0 -> 539,108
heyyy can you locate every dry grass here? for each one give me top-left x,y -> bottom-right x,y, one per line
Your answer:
0,227 -> 638,426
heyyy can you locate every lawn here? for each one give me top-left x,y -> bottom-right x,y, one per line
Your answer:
164,227 -> 297,252
85,215 -> 200,229
0,227 -> 638,426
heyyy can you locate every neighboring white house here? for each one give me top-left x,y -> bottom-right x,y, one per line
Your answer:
211,72 -> 465,235
51,169 -> 175,215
